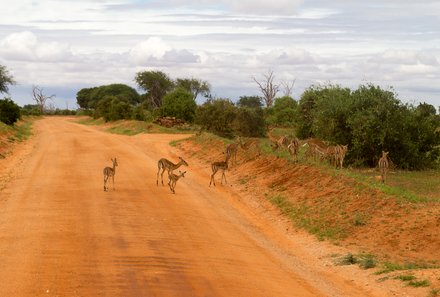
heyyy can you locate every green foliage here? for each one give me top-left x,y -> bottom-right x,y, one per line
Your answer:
175,78 -> 210,100
265,96 -> 298,127
0,64 -> 15,94
21,104 -> 42,116
0,98 -> 21,125
135,70 -> 174,108
236,95 -> 263,108
76,84 -> 140,110
233,106 -> 266,137
160,88 -> 197,122
94,96 -> 133,122
195,98 -> 236,138
296,83 -> 440,169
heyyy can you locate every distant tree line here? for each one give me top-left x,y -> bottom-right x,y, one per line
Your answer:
2,63 -> 439,169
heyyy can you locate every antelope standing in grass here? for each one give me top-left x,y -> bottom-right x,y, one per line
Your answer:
168,170 -> 186,194
225,138 -> 240,166
378,151 -> 389,183
209,154 -> 230,187
103,158 -> 118,191
287,137 -> 300,162
156,157 -> 188,186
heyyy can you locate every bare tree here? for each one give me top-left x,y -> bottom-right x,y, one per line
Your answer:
252,70 -> 279,107
281,79 -> 296,97
32,85 -> 55,114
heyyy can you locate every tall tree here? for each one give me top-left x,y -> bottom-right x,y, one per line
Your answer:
175,78 -> 211,100
134,70 -> 174,108
252,70 -> 279,107
0,64 -> 16,94
32,85 -> 55,114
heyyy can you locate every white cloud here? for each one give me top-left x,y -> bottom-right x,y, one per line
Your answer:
129,37 -> 171,63
0,31 -> 73,62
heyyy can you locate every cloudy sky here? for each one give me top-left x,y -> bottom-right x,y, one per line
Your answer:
0,0 -> 439,108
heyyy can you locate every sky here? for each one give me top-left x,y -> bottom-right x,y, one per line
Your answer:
0,0 -> 439,109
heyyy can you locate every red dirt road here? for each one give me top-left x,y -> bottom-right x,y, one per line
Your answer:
0,117 -> 395,296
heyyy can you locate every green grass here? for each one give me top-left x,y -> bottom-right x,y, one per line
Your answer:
75,116 -> 197,136
268,194 -> 345,241
408,279 -> 430,287
336,253 -> 377,269
376,262 -> 440,275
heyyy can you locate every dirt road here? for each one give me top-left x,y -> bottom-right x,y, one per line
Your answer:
0,117 -> 392,296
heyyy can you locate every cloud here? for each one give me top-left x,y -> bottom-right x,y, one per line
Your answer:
0,31 -> 73,62
372,49 -> 439,66
129,37 -> 171,63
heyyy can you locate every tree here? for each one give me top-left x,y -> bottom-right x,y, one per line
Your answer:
0,98 -> 21,125
32,85 -> 55,114
265,96 -> 298,127
175,78 -> 211,101
252,70 -> 279,107
134,70 -> 174,108
76,87 -> 97,109
0,65 -> 16,94
195,98 -> 237,138
233,106 -> 266,137
236,96 -> 263,108
281,79 -> 296,97
160,88 -> 197,122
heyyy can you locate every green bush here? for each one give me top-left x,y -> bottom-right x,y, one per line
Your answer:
195,98 -> 236,138
233,106 -> 266,137
295,83 -> 440,169
0,97 -> 21,125
265,96 -> 298,127
160,88 -> 197,122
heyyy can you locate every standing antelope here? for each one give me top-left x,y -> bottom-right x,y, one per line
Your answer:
209,154 -> 230,187
156,157 -> 188,186
378,151 -> 389,183
336,145 -> 348,169
226,138 -> 240,166
103,158 -> 118,191
267,128 -> 289,151
168,170 -> 186,194
287,137 -> 300,162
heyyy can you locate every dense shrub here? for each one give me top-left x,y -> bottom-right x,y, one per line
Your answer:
296,83 -> 440,169
0,97 -> 21,125
265,96 -> 298,127
160,88 -> 197,122
233,106 -> 266,137
195,98 -> 236,138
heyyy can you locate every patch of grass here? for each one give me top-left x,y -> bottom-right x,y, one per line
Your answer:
395,274 -> 416,282
336,253 -> 377,269
429,288 -> 440,297
269,194 -> 345,241
408,279 -> 430,288
376,262 -> 440,275
353,212 -> 367,226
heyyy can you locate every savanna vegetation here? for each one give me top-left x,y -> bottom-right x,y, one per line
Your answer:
1,62 -> 439,169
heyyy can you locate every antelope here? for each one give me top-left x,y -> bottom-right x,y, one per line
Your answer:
267,128 -> 289,151
209,154 -> 230,187
156,157 -> 188,186
336,145 -> 348,169
226,137 -> 240,166
168,170 -> 186,194
378,151 -> 389,183
287,137 -> 300,162
325,145 -> 339,167
103,158 -> 118,191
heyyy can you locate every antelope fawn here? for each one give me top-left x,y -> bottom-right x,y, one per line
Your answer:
168,170 -> 186,194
